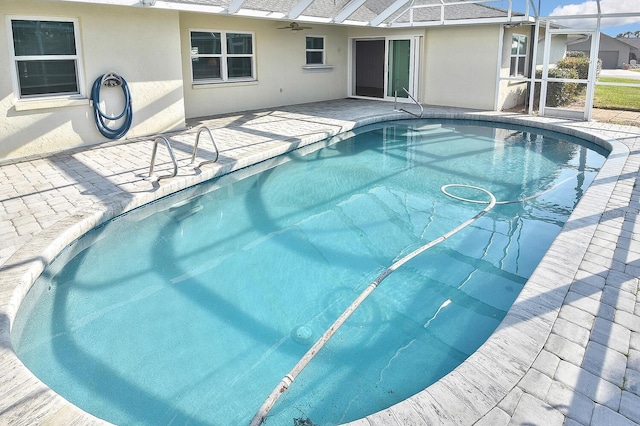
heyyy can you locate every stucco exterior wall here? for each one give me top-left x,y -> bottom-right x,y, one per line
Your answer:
421,25 -> 500,110
180,14 -> 349,119
536,32 -> 568,66
0,1 -> 185,161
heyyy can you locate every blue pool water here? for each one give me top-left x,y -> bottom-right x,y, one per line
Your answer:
12,120 -> 607,425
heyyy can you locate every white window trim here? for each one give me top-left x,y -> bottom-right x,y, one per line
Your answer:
510,34 -> 528,77
190,29 -> 256,84
6,15 -> 86,105
305,35 -> 326,66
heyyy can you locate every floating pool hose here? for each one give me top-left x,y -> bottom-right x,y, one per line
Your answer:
249,184 -> 496,426
90,72 -> 133,139
250,178 -> 575,426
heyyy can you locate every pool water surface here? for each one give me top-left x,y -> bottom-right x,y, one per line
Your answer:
12,120 -> 607,425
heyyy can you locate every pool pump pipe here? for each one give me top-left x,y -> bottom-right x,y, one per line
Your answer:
249,185 -> 497,426
90,72 -> 133,139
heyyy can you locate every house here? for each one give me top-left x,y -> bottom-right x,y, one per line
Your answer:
620,37 -> 640,62
2,0 -> 557,161
568,32 -> 640,69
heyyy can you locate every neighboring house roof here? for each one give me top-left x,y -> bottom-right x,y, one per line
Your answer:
617,37 -> 640,50
158,0 -> 526,27
568,33 -> 640,53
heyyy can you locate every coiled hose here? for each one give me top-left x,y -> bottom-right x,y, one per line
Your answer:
90,73 -> 133,139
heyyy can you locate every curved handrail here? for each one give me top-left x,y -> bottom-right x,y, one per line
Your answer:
190,126 -> 220,168
402,87 -> 424,118
394,87 -> 424,118
148,136 -> 178,181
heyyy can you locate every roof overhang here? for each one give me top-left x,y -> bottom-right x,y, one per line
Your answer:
49,0 -> 640,31
53,0 -> 533,29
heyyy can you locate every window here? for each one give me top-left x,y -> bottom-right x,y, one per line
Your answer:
8,17 -> 83,99
306,36 -> 325,65
510,34 -> 527,77
190,30 -> 255,83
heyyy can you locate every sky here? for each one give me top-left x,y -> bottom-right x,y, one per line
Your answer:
508,0 -> 640,37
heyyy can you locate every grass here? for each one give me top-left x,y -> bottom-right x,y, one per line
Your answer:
595,77 -> 640,111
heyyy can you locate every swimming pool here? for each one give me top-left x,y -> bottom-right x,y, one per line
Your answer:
12,119 -> 607,425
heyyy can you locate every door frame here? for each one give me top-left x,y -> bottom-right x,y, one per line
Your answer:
538,21 -> 600,121
349,35 -> 421,103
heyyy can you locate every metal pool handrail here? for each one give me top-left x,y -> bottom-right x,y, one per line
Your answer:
190,126 -> 220,168
394,87 -> 424,118
148,136 -> 178,181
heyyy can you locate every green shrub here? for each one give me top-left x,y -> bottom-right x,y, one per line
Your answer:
534,67 -> 579,107
566,51 -> 586,58
557,52 -> 602,79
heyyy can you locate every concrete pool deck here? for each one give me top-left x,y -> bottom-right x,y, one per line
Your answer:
1,99 -> 639,425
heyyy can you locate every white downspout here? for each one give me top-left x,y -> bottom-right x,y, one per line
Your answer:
494,24 -> 505,111
528,19 -> 541,115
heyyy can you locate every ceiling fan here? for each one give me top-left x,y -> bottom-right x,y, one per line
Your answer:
277,22 -> 312,31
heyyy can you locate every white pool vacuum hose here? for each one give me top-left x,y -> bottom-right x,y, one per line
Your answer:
250,185 -> 496,426
250,175 -> 576,425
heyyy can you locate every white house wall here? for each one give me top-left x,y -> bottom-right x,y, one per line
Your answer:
180,14 -> 349,119
347,25 -> 502,111
1,1 -> 522,162
423,26 -> 500,110
0,0 -> 185,161
536,32 -> 567,66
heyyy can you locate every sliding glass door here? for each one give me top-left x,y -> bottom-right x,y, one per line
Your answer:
387,39 -> 412,98
352,36 -> 420,102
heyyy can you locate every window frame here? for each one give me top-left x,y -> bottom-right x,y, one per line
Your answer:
305,35 -> 326,66
6,16 -> 86,102
509,34 -> 528,77
190,29 -> 256,84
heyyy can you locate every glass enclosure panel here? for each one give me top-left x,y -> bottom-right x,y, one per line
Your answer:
12,20 -> 76,56
227,34 -> 253,54
191,57 -> 222,81
387,39 -> 411,98
227,57 -> 252,78
16,59 -> 78,96
517,57 -> 525,75
511,36 -> 519,55
306,51 -> 323,65
306,37 -> 324,50
355,39 -> 385,98
191,32 -> 221,55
